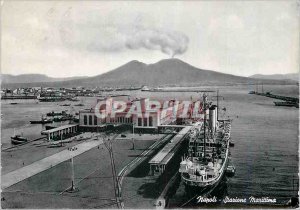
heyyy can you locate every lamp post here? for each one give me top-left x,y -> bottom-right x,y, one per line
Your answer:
67,146 -> 78,192
132,122 -> 135,150
103,137 -> 122,208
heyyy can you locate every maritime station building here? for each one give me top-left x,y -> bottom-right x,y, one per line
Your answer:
78,97 -> 202,133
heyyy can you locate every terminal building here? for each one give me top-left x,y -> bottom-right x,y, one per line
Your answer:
79,97 -> 181,132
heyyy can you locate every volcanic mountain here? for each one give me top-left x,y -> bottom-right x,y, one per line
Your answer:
1,59 -> 296,88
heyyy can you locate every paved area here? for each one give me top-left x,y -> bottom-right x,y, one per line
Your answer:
2,139 -> 103,190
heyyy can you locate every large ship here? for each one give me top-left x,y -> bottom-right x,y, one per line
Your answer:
38,92 -> 66,102
179,94 -> 231,195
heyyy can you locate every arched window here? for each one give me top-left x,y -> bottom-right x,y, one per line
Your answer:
149,116 -> 153,126
84,115 -> 87,125
94,115 -> 97,125
89,115 -> 93,125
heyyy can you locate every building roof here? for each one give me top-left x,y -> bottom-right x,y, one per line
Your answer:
149,126 -> 192,165
41,124 -> 78,135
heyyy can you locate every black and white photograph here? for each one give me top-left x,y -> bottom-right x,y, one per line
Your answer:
1,0 -> 299,208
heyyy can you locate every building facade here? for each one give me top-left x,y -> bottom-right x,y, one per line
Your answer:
79,97 -> 187,132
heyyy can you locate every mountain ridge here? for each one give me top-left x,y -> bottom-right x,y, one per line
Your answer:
1,74 -> 88,84
249,73 -> 298,81
1,59 -> 297,88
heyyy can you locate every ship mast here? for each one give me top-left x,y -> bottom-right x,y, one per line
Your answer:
217,89 -> 219,121
203,93 -> 207,161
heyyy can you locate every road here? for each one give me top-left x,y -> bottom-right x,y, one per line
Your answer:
2,139 -> 103,190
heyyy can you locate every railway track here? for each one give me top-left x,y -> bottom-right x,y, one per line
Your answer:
117,134 -> 173,207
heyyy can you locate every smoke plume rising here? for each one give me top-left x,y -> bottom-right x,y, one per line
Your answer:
60,21 -> 189,57
125,27 -> 189,57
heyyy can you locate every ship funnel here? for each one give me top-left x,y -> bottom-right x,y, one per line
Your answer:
209,105 -> 217,133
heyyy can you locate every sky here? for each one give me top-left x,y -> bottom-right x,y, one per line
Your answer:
1,0 -> 299,77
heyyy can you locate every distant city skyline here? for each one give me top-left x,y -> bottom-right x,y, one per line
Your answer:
2,1 -> 299,78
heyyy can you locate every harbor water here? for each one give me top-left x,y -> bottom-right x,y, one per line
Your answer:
1,85 -> 298,207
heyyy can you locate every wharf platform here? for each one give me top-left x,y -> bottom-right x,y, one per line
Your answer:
149,125 -> 193,176
2,138 -> 103,190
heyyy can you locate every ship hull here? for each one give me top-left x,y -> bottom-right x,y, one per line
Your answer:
182,164 -> 228,196
11,137 -> 28,145
30,120 -> 53,124
182,140 -> 230,196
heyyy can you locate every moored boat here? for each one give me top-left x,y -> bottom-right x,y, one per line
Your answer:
46,111 -> 66,116
11,130 -> 28,145
30,116 -> 53,124
274,101 -> 298,107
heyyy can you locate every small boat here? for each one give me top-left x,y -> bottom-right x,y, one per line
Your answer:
53,114 -> 73,122
11,129 -> 28,145
30,116 -> 53,124
226,165 -> 236,177
11,135 -> 28,145
10,102 -> 18,105
248,91 -> 256,94
46,111 -> 66,117
141,86 -> 150,91
60,104 -> 71,106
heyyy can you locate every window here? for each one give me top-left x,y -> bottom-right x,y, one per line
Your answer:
94,115 -> 97,125
89,115 -> 92,125
149,116 -> 153,126
84,115 -> 87,125
143,118 -> 147,127
138,118 -> 142,126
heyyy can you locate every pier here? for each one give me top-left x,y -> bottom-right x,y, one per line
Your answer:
250,91 -> 299,103
41,124 -> 79,141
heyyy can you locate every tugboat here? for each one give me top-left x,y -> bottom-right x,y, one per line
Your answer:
179,93 -> 232,195
11,129 -> 28,145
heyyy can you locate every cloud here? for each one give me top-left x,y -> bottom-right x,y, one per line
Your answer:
59,18 -> 189,57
